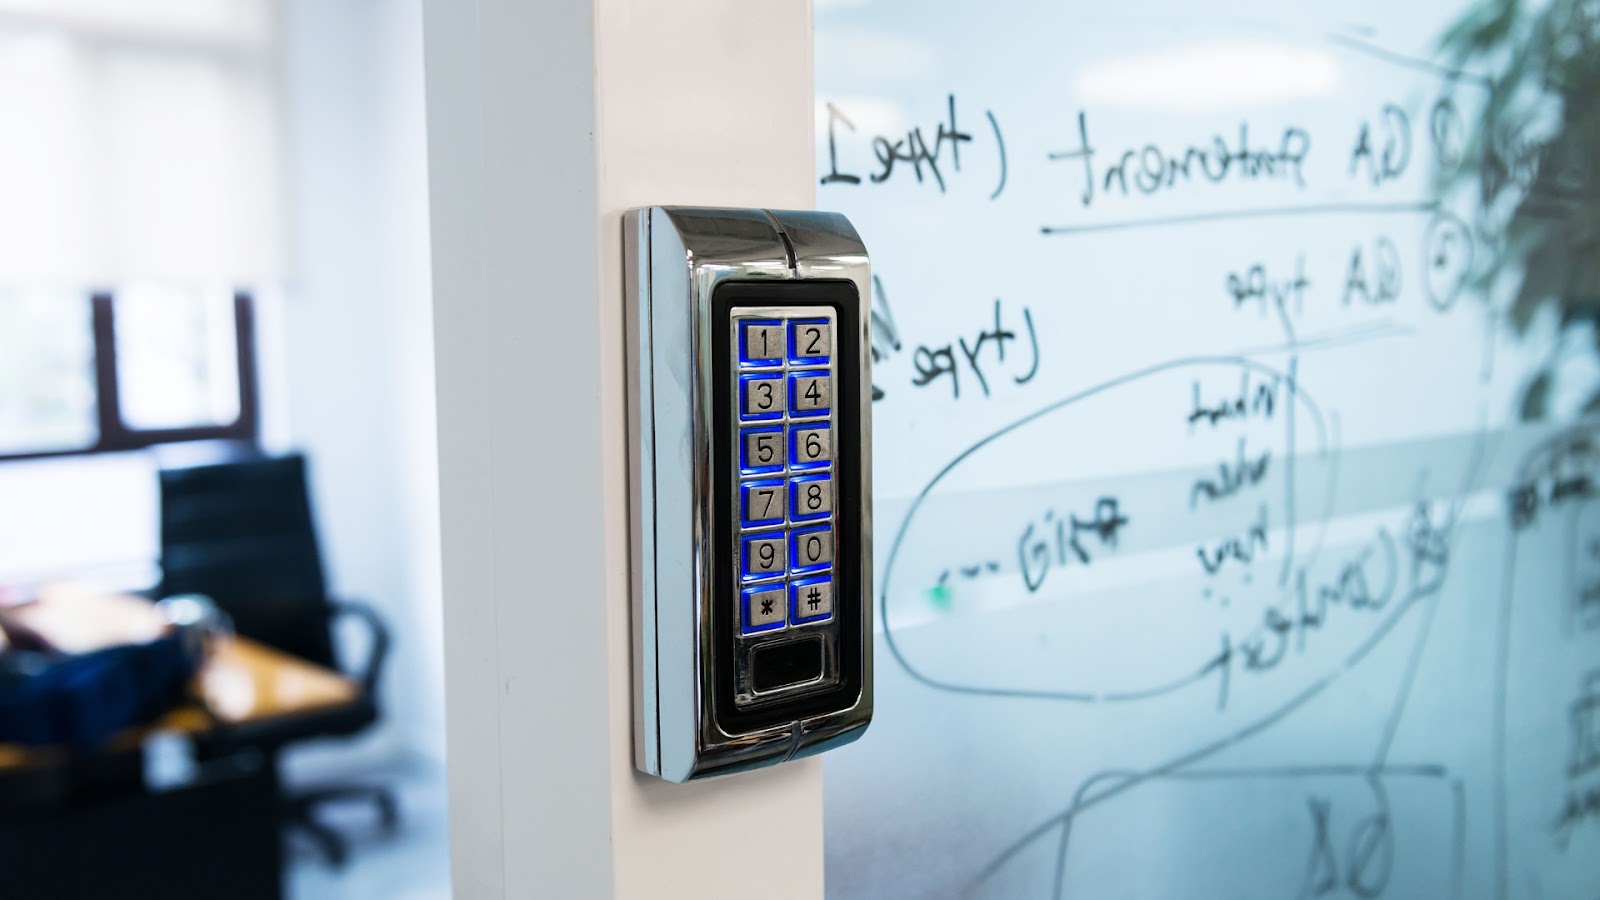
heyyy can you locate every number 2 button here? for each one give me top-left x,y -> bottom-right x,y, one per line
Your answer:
789,320 -> 830,364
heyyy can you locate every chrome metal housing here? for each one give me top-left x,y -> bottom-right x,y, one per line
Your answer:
625,206 -> 873,782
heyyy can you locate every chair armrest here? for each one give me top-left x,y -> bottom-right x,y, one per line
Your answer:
327,600 -> 390,697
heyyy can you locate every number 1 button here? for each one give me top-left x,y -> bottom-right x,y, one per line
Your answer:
741,320 -> 783,366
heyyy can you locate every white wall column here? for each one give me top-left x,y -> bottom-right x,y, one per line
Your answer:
422,0 -> 821,896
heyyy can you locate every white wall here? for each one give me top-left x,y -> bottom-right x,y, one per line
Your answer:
276,0 -> 443,771
423,0 -> 823,895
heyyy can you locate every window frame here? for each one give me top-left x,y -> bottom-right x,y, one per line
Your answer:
0,290 -> 260,462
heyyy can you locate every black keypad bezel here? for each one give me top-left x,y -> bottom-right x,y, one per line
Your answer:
711,279 -> 863,734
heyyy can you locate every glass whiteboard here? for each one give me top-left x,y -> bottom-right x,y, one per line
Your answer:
815,0 -> 1600,896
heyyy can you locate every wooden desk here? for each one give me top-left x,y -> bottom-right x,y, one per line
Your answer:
0,584 -> 359,769
0,585 -> 357,900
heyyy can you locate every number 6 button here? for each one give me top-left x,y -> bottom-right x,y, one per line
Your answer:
790,425 -> 830,470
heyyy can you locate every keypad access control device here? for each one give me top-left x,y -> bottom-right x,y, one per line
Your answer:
625,207 -> 872,782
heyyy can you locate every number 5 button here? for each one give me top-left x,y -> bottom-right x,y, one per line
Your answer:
741,427 -> 784,474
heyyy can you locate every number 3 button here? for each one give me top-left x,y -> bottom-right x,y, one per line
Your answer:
740,374 -> 784,421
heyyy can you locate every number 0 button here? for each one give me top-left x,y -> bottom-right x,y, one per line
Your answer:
789,374 -> 830,417
790,526 -> 833,573
741,375 -> 784,421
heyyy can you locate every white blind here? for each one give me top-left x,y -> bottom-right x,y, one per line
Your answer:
0,0 -> 282,284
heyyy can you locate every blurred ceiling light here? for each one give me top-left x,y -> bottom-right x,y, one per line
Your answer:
0,24 -> 71,69
1074,40 -> 1342,114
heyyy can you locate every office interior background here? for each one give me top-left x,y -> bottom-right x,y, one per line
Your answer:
0,0 -> 448,895
4,0 -> 1600,897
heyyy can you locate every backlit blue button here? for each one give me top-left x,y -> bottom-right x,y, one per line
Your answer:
790,576 -> 834,623
740,320 -> 784,367
741,427 -> 785,474
741,480 -> 785,526
740,374 -> 784,421
788,319 -> 831,366
789,525 -> 833,573
743,585 -> 786,633
789,474 -> 832,521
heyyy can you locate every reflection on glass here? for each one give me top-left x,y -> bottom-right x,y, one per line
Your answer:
114,283 -> 239,431
0,287 -> 95,454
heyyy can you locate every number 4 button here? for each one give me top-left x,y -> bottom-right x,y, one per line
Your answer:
789,374 -> 830,416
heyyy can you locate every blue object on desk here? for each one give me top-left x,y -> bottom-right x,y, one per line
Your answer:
0,637 -> 195,749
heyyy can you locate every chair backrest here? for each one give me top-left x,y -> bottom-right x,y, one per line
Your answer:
157,454 -> 337,669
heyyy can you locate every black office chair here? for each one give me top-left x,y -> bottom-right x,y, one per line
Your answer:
157,453 -> 397,867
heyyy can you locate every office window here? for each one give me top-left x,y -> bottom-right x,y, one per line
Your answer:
0,288 -> 97,455
115,285 -> 242,432
0,291 -> 258,460
0,0 -> 278,461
